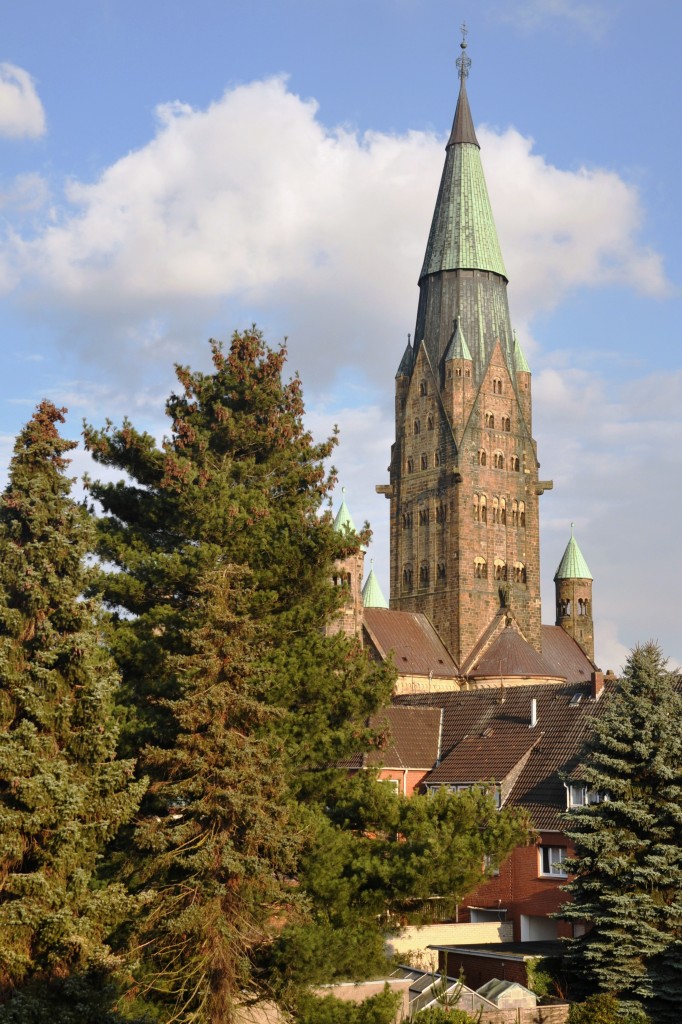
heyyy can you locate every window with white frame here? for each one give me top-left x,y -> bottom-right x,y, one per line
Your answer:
540,845 -> 568,877
568,783 -> 601,808
379,778 -> 400,793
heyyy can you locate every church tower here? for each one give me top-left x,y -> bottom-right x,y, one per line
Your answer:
554,525 -> 594,662
378,33 -> 551,665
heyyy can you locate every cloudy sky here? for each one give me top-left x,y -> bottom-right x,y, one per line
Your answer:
0,0 -> 680,671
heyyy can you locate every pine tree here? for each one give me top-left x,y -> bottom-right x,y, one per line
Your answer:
561,642 -> 682,1021
0,402 -> 145,1009
83,331 -> 395,1016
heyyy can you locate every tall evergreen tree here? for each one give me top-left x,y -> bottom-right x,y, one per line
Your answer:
0,402 -> 145,1009
561,642 -> 682,1021
83,331 -> 395,1017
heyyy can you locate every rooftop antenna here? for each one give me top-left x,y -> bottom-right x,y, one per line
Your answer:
456,22 -> 471,80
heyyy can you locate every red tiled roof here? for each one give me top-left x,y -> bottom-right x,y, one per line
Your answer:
365,706 -> 442,769
468,627 -> 563,680
540,625 -> 596,682
394,682 -> 616,829
426,728 -> 540,785
363,608 -> 459,679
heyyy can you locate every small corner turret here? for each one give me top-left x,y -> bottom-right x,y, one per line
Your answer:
554,524 -> 595,662
327,488 -> 365,640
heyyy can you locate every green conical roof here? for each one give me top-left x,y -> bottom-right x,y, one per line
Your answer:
445,319 -> 472,361
333,487 -> 357,533
362,561 -> 388,608
396,336 -> 414,378
513,331 -> 531,373
554,525 -> 593,581
419,64 -> 507,282
333,488 -> 367,551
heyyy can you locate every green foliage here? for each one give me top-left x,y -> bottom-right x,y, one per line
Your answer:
295,987 -> 400,1024
567,993 -> 650,1024
267,776 -> 529,994
0,402 -> 145,1003
84,332 -> 395,1016
561,643 -> 682,1021
411,1007 -> 480,1023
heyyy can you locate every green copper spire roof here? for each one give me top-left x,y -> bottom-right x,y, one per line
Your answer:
554,525 -> 593,581
396,334 -> 415,378
333,488 -> 367,551
362,560 -> 388,608
513,331 -> 531,373
333,487 -> 357,533
419,38 -> 507,283
445,318 -> 472,361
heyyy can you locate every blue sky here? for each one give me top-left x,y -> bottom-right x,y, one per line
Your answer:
0,0 -> 680,670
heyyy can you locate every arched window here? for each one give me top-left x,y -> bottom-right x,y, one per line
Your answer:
419,562 -> 429,586
500,497 -> 507,525
465,368 -> 471,378
402,511 -> 413,529
474,557 -> 487,580
414,418 -> 421,435
511,499 -> 518,526
494,559 -> 507,581
447,367 -> 453,380
420,453 -> 428,470
427,415 -> 434,431
402,565 -> 413,588
407,457 -> 414,474
434,450 -> 441,467
456,366 -> 462,377
485,412 -> 495,428
513,562 -> 527,584
437,561 -> 446,581
492,378 -> 503,395
519,502 -> 526,527
436,502 -> 447,524
493,451 -> 504,470
480,495 -> 487,524
492,497 -> 499,524
419,381 -> 427,396
473,493 -> 479,521
419,508 -> 429,525
511,455 -> 520,472
478,449 -> 487,467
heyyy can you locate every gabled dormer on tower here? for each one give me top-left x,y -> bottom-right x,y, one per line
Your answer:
554,525 -> 594,662
378,32 -> 551,666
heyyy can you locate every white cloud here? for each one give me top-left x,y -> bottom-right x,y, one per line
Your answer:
6,76 -> 666,393
494,0 -> 612,37
0,64 -> 46,139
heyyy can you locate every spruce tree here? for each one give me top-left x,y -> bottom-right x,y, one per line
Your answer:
0,402 -> 145,1009
561,642 -> 682,1021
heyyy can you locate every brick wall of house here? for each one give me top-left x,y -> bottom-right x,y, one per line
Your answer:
377,767 -> 429,797
462,833 -> 575,941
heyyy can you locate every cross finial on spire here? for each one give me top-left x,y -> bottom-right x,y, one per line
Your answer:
571,521 -> 575,535
456,22 -> 471,80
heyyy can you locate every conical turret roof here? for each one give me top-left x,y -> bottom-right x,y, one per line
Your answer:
362,561 -> 388,608
396,335 -> 414,378
445,319 -> 472,361
419,43 -> 507,283
333,488 -> 367,551
554,526 -> 593,581
513,331 -> 531,373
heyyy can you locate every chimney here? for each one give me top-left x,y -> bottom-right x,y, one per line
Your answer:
530,697 -> 537,728
591,671 -> 604,700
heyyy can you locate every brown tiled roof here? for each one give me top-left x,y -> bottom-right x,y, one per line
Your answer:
365,706 -> 442,769
363,608 -> 459,679
426,728 -> 540,785
540,625 -> 596,682
468,626 -> 563,680
394,682 -> 616,830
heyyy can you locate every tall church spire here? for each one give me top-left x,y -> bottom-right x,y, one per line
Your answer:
415,31 -> 511,378
379,34 -> 551,665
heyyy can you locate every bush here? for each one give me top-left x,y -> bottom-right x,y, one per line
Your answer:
568,993 -> 649,1024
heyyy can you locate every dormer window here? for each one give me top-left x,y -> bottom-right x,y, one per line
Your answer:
567,783 -> 602,808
